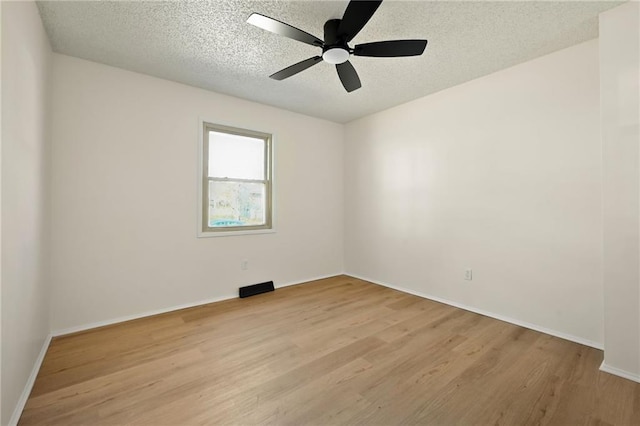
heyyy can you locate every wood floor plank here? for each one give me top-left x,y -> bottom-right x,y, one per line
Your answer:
18,275 -> 640,425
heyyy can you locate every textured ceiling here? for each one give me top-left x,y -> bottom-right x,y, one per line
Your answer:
37,0 -> 622,123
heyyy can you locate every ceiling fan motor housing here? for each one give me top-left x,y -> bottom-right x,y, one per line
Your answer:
323,19 -> 343,45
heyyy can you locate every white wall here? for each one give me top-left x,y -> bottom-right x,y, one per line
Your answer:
344,39 -> 603,346
1,2 -> 52,425
600,1 -> 640,380
50,54 -> 344,332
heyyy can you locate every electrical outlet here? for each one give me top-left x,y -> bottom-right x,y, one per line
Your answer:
464,269 -> 473,281
241,259 -> 248,270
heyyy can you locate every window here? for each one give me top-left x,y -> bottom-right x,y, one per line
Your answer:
200,122 -> 272,235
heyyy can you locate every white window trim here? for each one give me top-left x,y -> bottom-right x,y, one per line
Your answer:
197,118 -> 276,238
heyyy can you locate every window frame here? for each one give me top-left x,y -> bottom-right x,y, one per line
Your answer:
198,120 -> 274,237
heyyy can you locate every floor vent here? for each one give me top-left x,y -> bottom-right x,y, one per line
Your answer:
239,281 -> 275,298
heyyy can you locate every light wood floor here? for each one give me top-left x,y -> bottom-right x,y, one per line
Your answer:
20,276 -> 640,425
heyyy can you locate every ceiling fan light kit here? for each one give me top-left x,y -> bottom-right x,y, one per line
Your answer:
247,0 -> 428,93
322,48 -> 350,65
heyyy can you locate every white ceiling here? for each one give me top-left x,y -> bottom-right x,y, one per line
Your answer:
36,0 -> 622,123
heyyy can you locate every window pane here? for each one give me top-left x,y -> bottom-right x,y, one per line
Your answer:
208,180 -> 266,227
208,131 -> 264,180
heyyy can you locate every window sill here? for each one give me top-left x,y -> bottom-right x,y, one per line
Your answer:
197,228 -> 276,238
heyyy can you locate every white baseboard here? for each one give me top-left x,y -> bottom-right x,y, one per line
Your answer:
600,361 -> 640,383
345,273 -> 604,350
52,293 -> 236,336
52,273 -> 343,337
9,334 -> 52,426
276,273 -> 344,289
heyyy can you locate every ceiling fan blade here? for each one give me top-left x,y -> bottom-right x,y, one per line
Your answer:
337,0 -> 382,43
336,61 -> 361,92
247,13 -> 323,47
354,40 -> 428,57
269,56 -> 323,80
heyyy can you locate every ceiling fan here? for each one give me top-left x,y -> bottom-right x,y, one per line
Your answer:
247,0 -> 428,93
